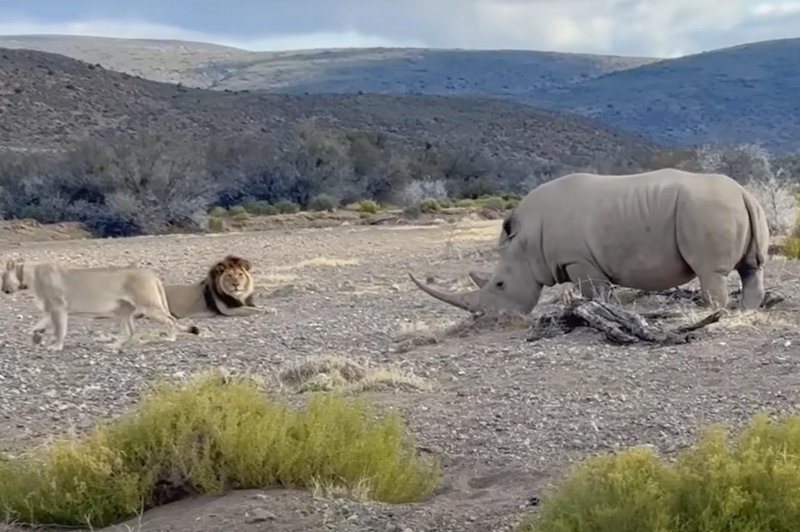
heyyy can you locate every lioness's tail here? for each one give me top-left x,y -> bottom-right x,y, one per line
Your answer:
742,189 -> 769,267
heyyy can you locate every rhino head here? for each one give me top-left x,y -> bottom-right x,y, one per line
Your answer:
408,213 -> 543,315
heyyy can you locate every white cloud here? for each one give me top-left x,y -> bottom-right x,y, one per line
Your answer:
751,1 -> 800,17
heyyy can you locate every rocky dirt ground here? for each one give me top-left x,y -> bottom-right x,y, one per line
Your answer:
2,218 -> 800,532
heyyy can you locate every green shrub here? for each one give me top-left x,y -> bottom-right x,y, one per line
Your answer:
521,413 -> 800,532
228,205 -> 248,216
207,217 -> 224,232
454,198 -> 478,208
208,206 -> 227,217
231,211 -> 249,222
780,236 -> 800,258
358,199 -> 380,214
0,372 -> 439,529
438,198 -> 453,209
308,194 -> 337,212
241,200 -> 278,216
481,196 -> 506,212
504,198 -> 521,210
275,200 -> 300,214
419,197 -> 440,214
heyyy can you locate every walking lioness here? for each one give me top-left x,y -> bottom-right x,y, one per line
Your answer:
3,260 -> 186,351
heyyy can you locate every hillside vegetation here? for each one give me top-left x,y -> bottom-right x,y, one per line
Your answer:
0,47 -> 657,237
0,35 -> 658,92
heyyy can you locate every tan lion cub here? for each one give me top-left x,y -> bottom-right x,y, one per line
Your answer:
3,259 -> 182,351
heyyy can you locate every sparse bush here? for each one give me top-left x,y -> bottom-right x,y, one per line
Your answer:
0,372 -> 439,529
275,200 -> 300,214
228,205 -> 248,217
419,197 -> 441,214
231,211 -> 249,223
358,199 -> 379,214
521,412 -> 800,532
241,200 -> 278,216
400,179 -> 448,206
209,206 -> 227,217
481,196 -> 506,212
744,176 -> 798,235
207,217 -> 224,232
454,198 -> 478,208
504,198 -> 521,210
308,193 -> 337,212
693,143 -> 798,234
780,236 -> 800,258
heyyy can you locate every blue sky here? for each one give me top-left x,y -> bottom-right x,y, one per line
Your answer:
0,0 -> 798,57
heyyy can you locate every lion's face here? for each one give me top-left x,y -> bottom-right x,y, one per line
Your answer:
211,256 -> 253,299
218,267 -> 250,295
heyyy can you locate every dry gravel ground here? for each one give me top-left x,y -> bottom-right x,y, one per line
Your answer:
2,218 -> 800,532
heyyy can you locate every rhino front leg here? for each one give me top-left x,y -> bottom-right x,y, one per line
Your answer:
737,263 -> 765,310
565,263 -> 612,302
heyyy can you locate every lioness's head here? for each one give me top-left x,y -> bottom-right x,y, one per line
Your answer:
2,260 -> 26,294
210,255 -> 253,298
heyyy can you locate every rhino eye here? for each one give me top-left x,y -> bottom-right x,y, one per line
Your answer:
495,280 -> 505,289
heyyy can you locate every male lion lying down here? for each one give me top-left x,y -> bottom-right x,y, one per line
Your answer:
2,260 -> 190,351
163,255 -> 261,318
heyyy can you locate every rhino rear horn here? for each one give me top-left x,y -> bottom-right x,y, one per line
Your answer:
408,273 -> 481,313
468,271 -> 490,288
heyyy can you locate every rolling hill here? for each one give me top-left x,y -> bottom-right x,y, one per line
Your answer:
0,35 -> 658,94
3,34 -> 796,154
533,38 -> 800,154
0,47 -> 657,172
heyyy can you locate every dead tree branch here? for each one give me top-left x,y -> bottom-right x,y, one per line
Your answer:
527,298 -> 724,345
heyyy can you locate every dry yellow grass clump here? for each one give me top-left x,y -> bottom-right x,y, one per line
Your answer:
279,354 -> 434,394
0,371 -> 440,529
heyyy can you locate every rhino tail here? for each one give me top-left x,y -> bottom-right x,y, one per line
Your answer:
742,189 -> 769,268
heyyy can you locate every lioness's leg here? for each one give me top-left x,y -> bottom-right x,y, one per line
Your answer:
738,263 -> 765,310
31,315 -> 52,345
108,305 -> 136,351
47,308 -> 68,351
138,306 -> 180,341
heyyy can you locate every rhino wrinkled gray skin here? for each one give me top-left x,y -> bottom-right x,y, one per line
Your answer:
409,168 -> 770,314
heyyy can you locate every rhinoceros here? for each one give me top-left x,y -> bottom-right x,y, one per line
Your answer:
409,168 -> 770,314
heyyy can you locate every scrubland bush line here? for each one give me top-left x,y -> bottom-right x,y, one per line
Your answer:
0,372 -> 439,529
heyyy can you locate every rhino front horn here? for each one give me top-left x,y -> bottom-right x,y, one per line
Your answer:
408,273 -> 481,313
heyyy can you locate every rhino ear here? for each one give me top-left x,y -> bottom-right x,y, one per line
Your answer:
499,213 -> 517,245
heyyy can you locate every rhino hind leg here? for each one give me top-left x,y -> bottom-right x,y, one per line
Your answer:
737,263 -> 765,310
696,270 -> 729,309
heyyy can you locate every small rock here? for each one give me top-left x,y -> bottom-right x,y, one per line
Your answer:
245,508 -> 276,523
